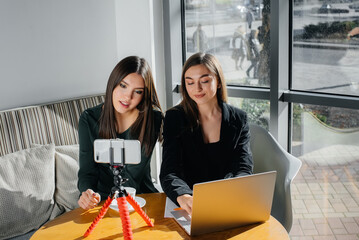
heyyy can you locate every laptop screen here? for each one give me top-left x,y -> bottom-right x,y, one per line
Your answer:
164,171 -> 277,236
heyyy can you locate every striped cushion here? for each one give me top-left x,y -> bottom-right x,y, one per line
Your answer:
0,95 -> 104,157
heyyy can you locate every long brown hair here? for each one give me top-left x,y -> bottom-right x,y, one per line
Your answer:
180,53 -> 228,128
99,56 -> 162,156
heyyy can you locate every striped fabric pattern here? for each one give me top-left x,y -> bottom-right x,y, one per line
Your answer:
0,95 -> 104,157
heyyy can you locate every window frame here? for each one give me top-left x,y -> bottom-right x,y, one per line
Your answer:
163,0 -> 359,152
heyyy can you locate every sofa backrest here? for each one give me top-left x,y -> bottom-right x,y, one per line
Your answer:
0,95 -> 105,157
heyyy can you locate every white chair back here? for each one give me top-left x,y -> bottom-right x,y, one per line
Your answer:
249,124 -> 302,232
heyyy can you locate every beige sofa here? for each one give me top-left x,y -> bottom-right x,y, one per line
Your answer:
0,95 -> 104,239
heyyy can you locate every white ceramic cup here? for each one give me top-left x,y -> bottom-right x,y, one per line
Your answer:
124,187 -> 136,199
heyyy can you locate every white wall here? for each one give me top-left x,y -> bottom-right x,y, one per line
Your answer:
115,0 -> 166,110
0,0 -> 166,111
0,0 -> 166,184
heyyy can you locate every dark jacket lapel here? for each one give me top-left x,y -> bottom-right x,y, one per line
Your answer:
220,102 -> 239,147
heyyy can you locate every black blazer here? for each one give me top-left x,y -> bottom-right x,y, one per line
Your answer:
160,102 -> 253,205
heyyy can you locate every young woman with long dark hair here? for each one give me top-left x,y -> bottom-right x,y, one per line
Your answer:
78,56 -> 163,210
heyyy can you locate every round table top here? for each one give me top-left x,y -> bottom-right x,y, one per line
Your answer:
30,192 -> 289,240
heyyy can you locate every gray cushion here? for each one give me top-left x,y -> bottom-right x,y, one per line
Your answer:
7,230 -> 36,240
54,144 -> 80,211
31,144 -> 81,212
0,144 -> 56,239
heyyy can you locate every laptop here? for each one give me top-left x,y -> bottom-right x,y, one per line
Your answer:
166,171 -> 277,236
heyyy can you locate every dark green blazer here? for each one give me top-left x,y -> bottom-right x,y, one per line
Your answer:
77,104 -> 162,200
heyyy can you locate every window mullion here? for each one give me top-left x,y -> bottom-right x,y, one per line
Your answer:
270,0 -> 290,150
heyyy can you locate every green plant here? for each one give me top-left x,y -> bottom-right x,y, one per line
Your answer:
292,104 -> 304,141
301,20 -> 359,40
313,113 -> 327,123
241,99 -> 270,130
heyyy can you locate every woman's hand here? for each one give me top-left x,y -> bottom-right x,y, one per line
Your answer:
177,194 -> 193,215
78,189 -> 101,210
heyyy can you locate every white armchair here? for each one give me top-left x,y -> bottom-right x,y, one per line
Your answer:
249,124 -> 302,233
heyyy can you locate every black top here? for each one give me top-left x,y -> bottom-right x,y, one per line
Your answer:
202,141 -> 224,181
77,103 -> 162,200
159,102 -> 253,205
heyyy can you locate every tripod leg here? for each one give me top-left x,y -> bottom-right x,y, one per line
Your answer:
126,195 -> 154,227
83,196 -> 113,237
117,196 -> 133,240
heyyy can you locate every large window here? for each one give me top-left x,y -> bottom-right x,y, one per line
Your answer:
169,0 -> 359,238
290,104 -> 359,239
289,1 -> 359,238
292,1 -> 359,97
183,0 -> 270,87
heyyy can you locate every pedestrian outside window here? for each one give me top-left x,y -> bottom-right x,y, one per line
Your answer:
183,0 -> 270,88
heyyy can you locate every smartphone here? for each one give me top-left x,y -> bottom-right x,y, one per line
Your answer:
94,139 -> 141,165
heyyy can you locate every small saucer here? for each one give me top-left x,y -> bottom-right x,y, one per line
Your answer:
109,196 -> 146,212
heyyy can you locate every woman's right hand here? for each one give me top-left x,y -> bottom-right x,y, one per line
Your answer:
177,194 -> 193,215
78,189 -> 101,210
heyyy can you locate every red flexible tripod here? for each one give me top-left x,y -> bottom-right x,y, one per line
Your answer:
83,165 -> 154,239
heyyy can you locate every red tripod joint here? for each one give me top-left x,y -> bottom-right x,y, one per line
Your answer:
83,164 -> 154,239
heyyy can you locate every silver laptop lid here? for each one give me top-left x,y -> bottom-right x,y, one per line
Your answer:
190,171 -> 277,236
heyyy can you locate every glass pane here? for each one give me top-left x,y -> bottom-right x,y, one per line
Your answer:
184,0 -> 271,87
292,1 -> 359,96
228,97 -> 270,129
291,103 -> 359,239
